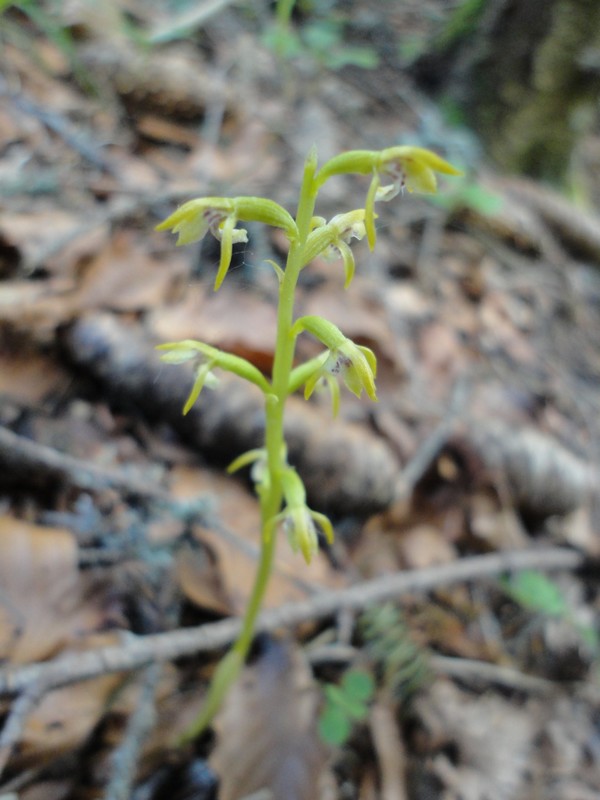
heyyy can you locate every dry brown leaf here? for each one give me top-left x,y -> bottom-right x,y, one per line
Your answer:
0,211 -> 83,272
74,229 -> 185,312
0,516 -> 106,663
412,599 -> 492,661
5,42 -> 84,113
548,506 -> 600,556
135,114 -> 202,147
20,781 -> 71,800
478,289 -> 537,364
19,671 -> 123,762
413,680 -> 533,800
417,321 -> 469,392
149,284 -> 278,374
467,492 -> 529,551
0,353 -> 70,406
350,523 -> 404,580
0,106 -> 22,148
397,524 -> 458,570
210,639 -> 328,800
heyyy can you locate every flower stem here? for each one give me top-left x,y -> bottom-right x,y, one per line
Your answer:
181,150 -> 319,739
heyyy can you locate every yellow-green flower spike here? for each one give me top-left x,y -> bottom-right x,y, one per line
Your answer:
158,143 -> 460,738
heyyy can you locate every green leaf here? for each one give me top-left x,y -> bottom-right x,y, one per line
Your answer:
322,45 -> 379,71
262,24 -> 302,58
324,684 -> 368,720
341,669 -> 375,703
577,623 -> 600,653
431,182 -> 503,216
459,184 -> 504,215
302,20 -> 340,52
501,570 -> 568,617
318,703 -> 352,746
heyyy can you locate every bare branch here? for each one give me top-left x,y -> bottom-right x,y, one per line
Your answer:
0,547 -> 583,698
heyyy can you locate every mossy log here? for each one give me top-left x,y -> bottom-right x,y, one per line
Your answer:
414,0 -> 600,183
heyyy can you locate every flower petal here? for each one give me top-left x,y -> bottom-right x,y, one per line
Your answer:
183,361 -> 217,415
337,240 -> 356,288
214,216 -> 236,291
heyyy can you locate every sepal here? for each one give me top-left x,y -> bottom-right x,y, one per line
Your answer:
157,339 -> 271,403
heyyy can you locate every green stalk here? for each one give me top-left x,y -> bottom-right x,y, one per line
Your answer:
181,150 -> 319,740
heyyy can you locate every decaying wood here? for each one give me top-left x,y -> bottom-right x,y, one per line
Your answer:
63,313 -> 399,516
468,422 -> 594,518
502,177 -> 600,264
79,42 -> 232,122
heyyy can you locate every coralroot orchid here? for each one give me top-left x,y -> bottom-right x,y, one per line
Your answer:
155,144 -> 461,738
315,145 -> 462,248
303,209 -> 367,287
157,196 -> 297,290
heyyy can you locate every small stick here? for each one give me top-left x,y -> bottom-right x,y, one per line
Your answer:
103,664 -> 161,800
0,683 -> 45,779
0,426 -> 169,501
430,655 -> 555,695
394,377 -> 469,503
0,547 -> 584,697
369,697 -> 409,800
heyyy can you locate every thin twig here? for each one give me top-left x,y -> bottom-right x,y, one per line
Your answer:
393,377 -> 469,503
0,426 -> 169,501
430,655 -> 556,695
0,683 -> 45,779
103,664 -> 161,800
369,697 -> 409,800
0,547 -> 584,697
0,76 -> 113,174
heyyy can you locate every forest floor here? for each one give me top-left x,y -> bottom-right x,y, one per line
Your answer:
2,2 -> 600,799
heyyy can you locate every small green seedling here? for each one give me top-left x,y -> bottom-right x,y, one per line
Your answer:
156,145 -> 461,737
264,0 -> 379,70
430,178 -> 504,216
501,570 -> 568,617
502,569 -> 599,654
318,669 -> 375,746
